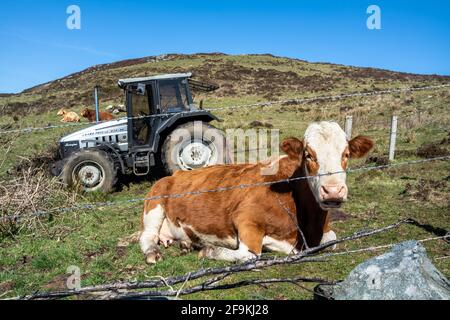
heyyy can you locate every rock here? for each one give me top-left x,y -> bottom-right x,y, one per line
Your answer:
317,241 -> 450,300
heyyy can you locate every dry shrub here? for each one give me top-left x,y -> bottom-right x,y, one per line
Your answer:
12,143 -> 60,174
0,167 -> 79,238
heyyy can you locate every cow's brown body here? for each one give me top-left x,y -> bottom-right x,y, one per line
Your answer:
81,108 -> 116,122
144,159 -> 302,251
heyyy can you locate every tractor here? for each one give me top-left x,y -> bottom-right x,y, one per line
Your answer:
52,73 -> 230,192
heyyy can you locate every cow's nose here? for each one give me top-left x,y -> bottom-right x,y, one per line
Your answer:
320,184 -> 347,200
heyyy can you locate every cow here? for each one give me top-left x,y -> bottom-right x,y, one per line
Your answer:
57,108 -> 80,122
80,108 -> 116,122
139,121 -> 374,264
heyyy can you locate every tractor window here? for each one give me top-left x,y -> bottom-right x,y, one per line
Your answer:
131,88 -> 151,146
159,79 -> 190,113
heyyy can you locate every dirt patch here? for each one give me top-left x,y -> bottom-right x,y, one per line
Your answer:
365,155 -> 389,166
42,272 -> 91,291
400,178 -> 448,202
416,142 -> 449,158
115,246 -> 127,260
84,245 -> 109,260
329,209 -> 351,221
42,274 -> 69,291
0,280 -> 15,293
248,120 -> 274,129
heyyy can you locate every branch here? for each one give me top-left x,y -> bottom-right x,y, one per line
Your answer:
15,219 -> 411,300
101,276 -> 336,300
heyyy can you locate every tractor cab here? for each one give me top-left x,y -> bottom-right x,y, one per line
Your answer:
53,73 -> 228,193
119,73 -> 194,150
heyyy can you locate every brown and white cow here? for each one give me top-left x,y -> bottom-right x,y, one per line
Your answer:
139,121 -> 373,264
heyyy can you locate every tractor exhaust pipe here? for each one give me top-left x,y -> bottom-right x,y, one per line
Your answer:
94,86 -> 100,123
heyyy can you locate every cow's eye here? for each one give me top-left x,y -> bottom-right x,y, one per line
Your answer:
305,153 -> 313,161
343,153 -> 350,159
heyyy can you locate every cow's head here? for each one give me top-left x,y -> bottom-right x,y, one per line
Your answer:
57,108 -> 67,116
80,108 -> 91,117
281,121 -> 373,210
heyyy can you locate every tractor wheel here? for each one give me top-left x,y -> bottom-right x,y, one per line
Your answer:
161,121 -> 231,175
61,149 -> 117,192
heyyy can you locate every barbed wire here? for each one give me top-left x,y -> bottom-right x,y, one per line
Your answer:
314,235 -> 450,260
2,155 -> 449,222
1,83 -> 448,135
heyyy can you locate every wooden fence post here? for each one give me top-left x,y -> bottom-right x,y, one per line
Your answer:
388,115 -> 398,161
344,116 -> 353,140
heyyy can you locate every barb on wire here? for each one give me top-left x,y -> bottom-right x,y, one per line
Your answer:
1,83 -> 449,135
2,155 -> 449,222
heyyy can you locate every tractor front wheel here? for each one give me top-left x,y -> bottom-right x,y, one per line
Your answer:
61,149 -> 117,192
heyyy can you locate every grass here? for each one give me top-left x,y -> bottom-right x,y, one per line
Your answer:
0,54 -> 449,299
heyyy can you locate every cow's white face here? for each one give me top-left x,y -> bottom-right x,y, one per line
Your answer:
304,122 -> 350,209
304,122 -> 374,210
281,121 -> 374,210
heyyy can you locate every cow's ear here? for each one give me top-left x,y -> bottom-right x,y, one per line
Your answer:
281,138 -> 303,158
349,135 -> 374,158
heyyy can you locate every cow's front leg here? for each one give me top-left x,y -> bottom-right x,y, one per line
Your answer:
198,244 -> 257,262
140,204 -> 165,264
199,223 -> 265,262
320,212 -> 337,250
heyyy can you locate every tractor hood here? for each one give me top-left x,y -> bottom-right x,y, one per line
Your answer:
59,118 -> 129,156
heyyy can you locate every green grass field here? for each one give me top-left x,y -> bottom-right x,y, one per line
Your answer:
0,54 -> 449,299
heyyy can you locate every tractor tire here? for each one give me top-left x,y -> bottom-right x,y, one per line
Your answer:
161,121 -> 231,175
61,149 -> 117,193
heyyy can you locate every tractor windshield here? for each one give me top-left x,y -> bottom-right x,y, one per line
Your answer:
159,79 -> 190,113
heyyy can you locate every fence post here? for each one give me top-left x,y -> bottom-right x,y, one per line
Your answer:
344,116 -> 353,140
388,115 -> 398,161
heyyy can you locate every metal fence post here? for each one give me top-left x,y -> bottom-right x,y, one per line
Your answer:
344,115 -> 353,140
388,115 -> 398,161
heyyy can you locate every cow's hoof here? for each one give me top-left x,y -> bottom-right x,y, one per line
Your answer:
179,241 -> 192,254
320,230 -> 337,251
159,238 -> 174,248
145,251 -> 163,264
198,247 -> 213,258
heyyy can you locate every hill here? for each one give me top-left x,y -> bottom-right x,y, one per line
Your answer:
1,53 -> 448,116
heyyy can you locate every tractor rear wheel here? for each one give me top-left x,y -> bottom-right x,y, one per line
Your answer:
161,121 -> 230,175
61,149 -> 117,192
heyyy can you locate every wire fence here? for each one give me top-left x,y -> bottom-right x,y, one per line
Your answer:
2,155 -> 449,222
1,83 -> 449,135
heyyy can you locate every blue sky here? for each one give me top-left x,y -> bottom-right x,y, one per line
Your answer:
0,0 -> 449,93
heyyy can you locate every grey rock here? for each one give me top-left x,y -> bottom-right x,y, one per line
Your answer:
332,241 -> 450,300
